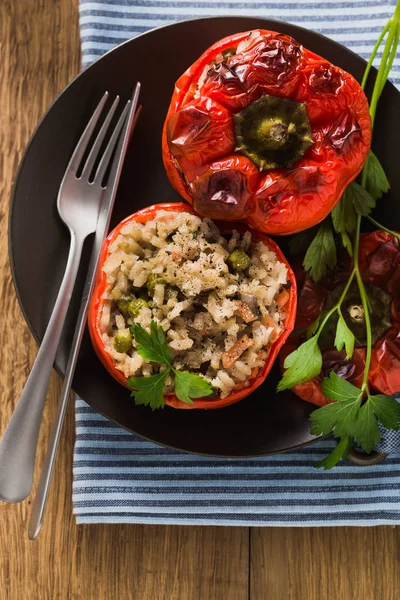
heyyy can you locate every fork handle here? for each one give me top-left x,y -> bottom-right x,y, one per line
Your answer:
28,228 -> 103,539
0,231 -> 85,503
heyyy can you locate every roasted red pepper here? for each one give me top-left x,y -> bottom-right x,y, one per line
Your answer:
88,203 -> 297,409
280,231 -> 400,406
162,29 -> 372,235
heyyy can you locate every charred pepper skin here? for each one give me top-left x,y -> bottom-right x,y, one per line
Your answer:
88,203 -> 297,410
280,232 -> 400,406
162,29 -> 372,235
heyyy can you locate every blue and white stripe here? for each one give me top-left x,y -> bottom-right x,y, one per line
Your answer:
79,0 -> 400,88
74,399 -> 400,525
75,0 -> 400,525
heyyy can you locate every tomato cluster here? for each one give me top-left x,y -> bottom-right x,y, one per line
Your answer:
280,232 -> 400,406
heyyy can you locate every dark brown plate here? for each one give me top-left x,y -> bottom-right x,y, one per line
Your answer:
9,17 -> 400,456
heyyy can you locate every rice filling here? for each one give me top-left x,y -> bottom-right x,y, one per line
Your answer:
99,210 -> 288,399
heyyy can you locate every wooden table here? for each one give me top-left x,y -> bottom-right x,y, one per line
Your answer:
0,1 -> 399,598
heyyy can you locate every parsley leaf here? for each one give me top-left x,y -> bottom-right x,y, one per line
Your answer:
331,188 -> 357,234
174,370 -> 213,405
351,399 -> 381,453
127,371 -> 169,410
315,394 -> 400,470
277,337 -> 322,391
303,221 -> 337,282
369,394 -> 400,429
330,190 -> 355,256
310,373 -> 363,437
310,375 -> 400,455
349,181 -> 376,217
321,371 -> 362,403
340,231 -> 353,256
131,321 -> 172,364
334,314 -> 355,359
316,436 -> 352,470
366,150 -> 390,201
150,320 -> 173,362
350,394 -> 400,452
288,228 -> 317,256
306,311 -> 330,340
310,399 -> 361,438
306,313 -> 323,339
128,321 -> 215,409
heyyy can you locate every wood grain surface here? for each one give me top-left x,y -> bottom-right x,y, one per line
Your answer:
0,1 -> 399,599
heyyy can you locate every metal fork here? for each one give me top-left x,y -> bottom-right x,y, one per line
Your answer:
0,92 -> 134,503
28,87 -> 141,539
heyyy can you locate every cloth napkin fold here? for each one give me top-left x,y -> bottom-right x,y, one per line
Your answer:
74,0 -> 400,525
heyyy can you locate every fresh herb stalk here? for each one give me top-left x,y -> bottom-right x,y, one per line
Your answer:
365,1 -> 400,129
353,221 -> 372,392
361,20 -> 391,90
367,215 -> 400,244
314,270 -> 355,338
279,1 -> 400,467
353,0 -> 400,391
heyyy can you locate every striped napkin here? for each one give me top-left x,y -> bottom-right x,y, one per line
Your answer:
74,0 -> 400,525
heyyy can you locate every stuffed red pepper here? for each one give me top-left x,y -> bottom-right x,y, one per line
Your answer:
88,203 -> 296,409
162,29 -> 372,235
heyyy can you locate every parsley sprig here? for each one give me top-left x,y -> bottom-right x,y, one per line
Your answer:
310,373 -> 400,468
279,3 -> 400,467
278,271 -> 356,392
127,321 -> 214,410
301,171 -> 385,282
